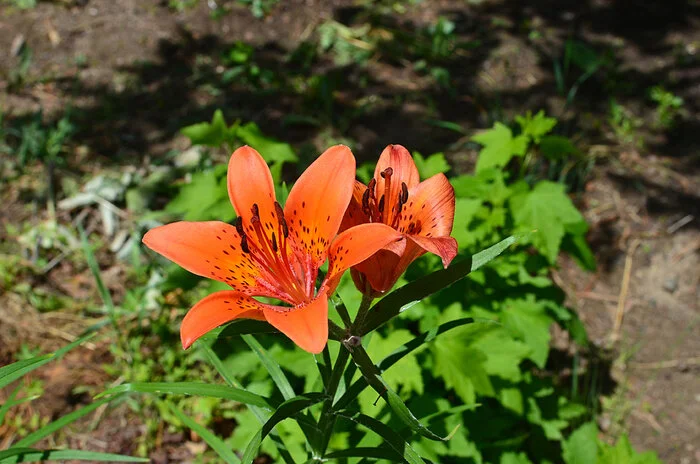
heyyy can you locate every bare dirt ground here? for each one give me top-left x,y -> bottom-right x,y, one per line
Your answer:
1,0 -> 699,462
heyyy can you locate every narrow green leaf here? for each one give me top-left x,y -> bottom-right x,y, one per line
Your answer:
13,394 -> 122,448
241,335 -> 295,400
199,343 -> 296,464
362,235 -> 517,334
349,345 -> 447,442
98,382 -> 274,409
337,412 -> 426,464
79,226 -> 115,313
0,333 -> 94,389
167,403 -> 240,464
0,386 -> 21,424
0,448 -> 148,463
241,394 -> 325,464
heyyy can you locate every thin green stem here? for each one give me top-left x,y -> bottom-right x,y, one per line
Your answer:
316,347 -> 351,458
352,289 -> 375,334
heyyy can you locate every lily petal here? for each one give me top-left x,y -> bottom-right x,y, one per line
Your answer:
374,144 -> 421,203
181,291 -> 266,349
352,240 -> 425,293
263,291 -> 329,354
324,222 -> 403,294
227,146 -> 278,244
285,145 -> 356,267
143,221 -> 274,296
339,180 -> 370,231
408,235 -> 458,268
398,173 -> 456,238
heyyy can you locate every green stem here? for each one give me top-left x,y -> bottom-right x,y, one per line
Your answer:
352,289 -> 375,334
315,347 -> 350,458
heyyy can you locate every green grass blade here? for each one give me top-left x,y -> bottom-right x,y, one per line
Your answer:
167,403 -> 240,464
79,226 -> 115,313
199,343 -> 297,464
97,382 -> 274,409
337,412 -> 426,464
0,448 -> 148,463
241,335 -> 295,400
0,333 -> 95,389
13,394 -> 121,448
241,394 -> 325,464
362,235 -> 517,334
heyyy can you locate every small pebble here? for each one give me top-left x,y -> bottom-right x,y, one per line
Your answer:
663,277 -> 679,293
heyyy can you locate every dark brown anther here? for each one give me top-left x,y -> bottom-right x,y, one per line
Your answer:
251,203 -> 260,219
368,178 -> 376,195
401,182 -> 409,203
234,217 -> 245,236
240,235 -> 250,253
271,232 -> 278,252
362,188 -> 371,213
274,201 -> 289,238
380,167 -> 393,179
378,195 -> 385,212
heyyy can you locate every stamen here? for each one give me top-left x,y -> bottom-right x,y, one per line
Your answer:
271,232 -> 278,252
401,182 -> 409,203
240,235 -> 250,253
378,195 -> 385,213
234,217 -> 244,236
380,167 -> 393,179
368,178 -> 376,196
362,188 -> 371,215
251,203 -> 260,219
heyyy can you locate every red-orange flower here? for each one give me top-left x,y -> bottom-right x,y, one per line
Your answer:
143,145 -> 401,353
341,144 -> 458,294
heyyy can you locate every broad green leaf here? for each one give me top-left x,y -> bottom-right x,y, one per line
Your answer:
361,235 -> 517,334
432,336 -> 493,404
241,394 -> 324,464
515,110 -> 557,143
13,394 -> 122,448
500,452 -> 534,464
0,448 -> 148,463
562,422 -> 598,464
165,168 -> 233,222
167,403 -> 240,464
324,447 -> 401,461
473,122 -> 528,172
509,181 -> 586,263
472,328 -> 532,381
412,151 -> 450,178
180,109 -> 236,147
235,122 -> 298,165
501,298 -> 553,368
337,412 -> 426,464
539,135 -> 577,160
0,333 -> 94,389
98,382 -> 273,409
599,434 -> 662,464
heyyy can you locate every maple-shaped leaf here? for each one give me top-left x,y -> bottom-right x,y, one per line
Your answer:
515,110 -> 557,143
509,181 -> 586,263
473,122 -> 529,173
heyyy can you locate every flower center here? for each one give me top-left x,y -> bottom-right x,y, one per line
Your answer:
235,202 -> 311,303
361,167 -> 410,229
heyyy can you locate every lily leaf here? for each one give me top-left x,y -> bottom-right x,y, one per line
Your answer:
0,448 -> 148,463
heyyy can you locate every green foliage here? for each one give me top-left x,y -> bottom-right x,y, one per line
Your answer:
649,85 -> 684,129
563,423 -> 663,464
317,21 -> 376,66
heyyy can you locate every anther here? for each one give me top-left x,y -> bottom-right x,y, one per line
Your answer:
362,188 -> 371,213
274,202 -> 289,238
251,203 -> 260,219
380,167 -> 393,179
271,232 -> 278,252
378,195 -> 385,213
368,178 -> 376,196
401,182 -> 409,203
240,235 -> 250,253
234,217 -> 245,236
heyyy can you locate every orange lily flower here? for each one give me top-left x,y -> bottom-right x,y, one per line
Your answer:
341,144 -> 458,294
143,145 -> 402,353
